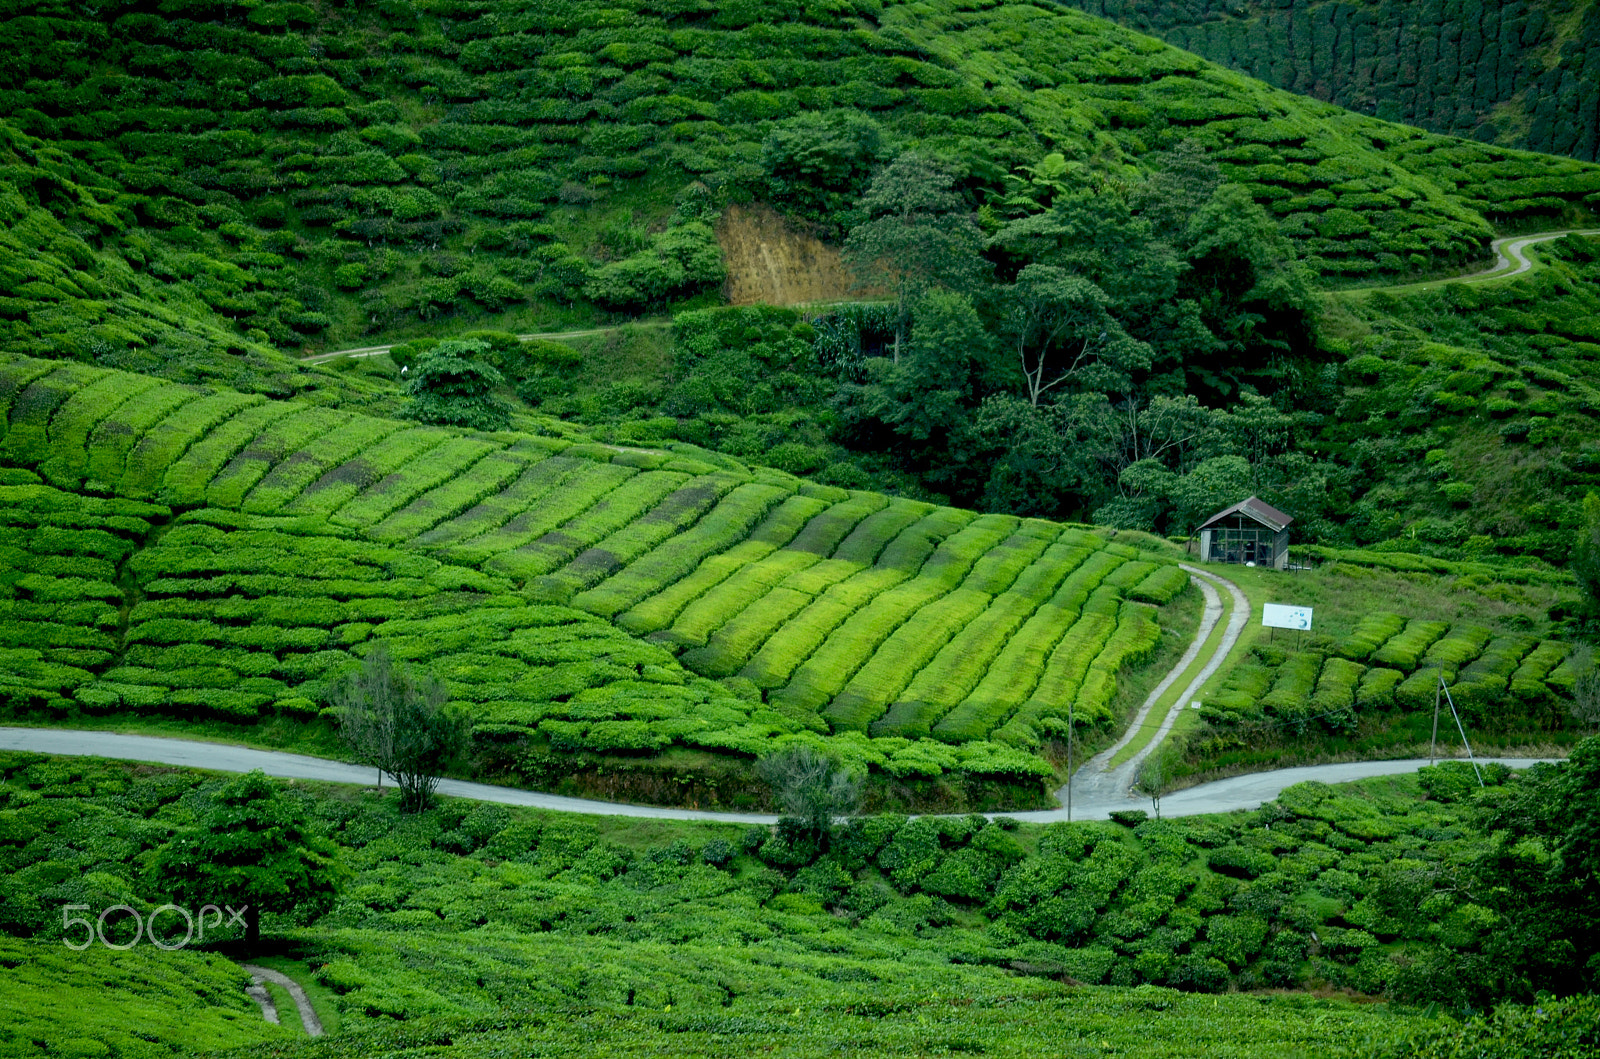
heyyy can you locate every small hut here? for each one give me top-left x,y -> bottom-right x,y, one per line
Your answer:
1197,496 -> 1293,570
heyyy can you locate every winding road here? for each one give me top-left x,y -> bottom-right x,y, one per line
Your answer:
1067,565 -> 1251,817
1468,228 -> 1600,280
4,567 -> 1259,823
0,726 -> 1554,823
1339,227 -> 1600,296
20,233 -> 1589,825
0,558 -> 1556,823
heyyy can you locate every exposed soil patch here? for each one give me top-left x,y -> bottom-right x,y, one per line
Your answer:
717,203 -> 872,306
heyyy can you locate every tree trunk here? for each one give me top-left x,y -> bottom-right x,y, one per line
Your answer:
246,905 -> 260,947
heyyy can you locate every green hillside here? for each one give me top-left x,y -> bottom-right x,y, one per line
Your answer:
4,0 -> 1600,377
6,750 -> 1600,1053
1061,0 -> 1600,164
0,351 -> 1202,806
7,3 -> 1600,1056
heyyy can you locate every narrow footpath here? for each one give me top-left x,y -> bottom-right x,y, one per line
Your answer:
241,965 -> 324,1037
300,324 -> 653,365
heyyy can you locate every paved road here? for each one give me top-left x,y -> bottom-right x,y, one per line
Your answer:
0,728 -> 778,824
1340,227 -> 1600,296
1467,228 -> 1600,280
0,728 -> 1559,823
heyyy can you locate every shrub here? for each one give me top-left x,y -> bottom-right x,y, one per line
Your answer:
1334,612 -> 1405,662
402,343 -> 514,432
1207,846 -> 1277,879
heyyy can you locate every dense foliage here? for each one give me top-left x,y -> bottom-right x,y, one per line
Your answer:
1,0 -> 1597,383
560,228 -> 1600,557
4,751 -> 1600,1055
150,769 -> 341,943
1066,0 -> 1600,165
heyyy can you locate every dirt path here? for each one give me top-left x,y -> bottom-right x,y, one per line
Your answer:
241,964 -> 324,1036
1064,565 -> 1250,817
299,325 -> 656,365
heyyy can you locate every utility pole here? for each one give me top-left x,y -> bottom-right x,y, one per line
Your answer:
1066,696 -> 1074,823
1430,670 -> 1442,766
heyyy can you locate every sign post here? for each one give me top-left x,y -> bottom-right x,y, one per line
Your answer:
1261,604 -> 1313,645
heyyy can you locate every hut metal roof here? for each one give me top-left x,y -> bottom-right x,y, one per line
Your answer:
1198,496 -> 1294,533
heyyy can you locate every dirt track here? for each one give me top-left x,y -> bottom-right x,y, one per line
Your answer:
242,964 -> 324,1036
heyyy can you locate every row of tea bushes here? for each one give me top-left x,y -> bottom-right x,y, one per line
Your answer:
3,354 -> 1090,784
1201,617 -> 1576,735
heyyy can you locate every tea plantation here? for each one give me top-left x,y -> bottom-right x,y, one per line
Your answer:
1062,0 -> 1600,165
4,0 -> 1600,1053
3,749 -> 1598,1057
4,0 -> 1600,383
0,351 -> 1207,803
1201,615 -> 1580,734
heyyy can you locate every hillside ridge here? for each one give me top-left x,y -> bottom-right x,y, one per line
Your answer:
0,350 -> 1202,803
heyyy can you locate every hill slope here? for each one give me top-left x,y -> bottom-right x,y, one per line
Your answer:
3,0 -> 1600,372
1060,0 -> 1600,164
0,351 -> 1199,803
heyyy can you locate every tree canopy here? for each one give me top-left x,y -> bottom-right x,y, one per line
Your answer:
150,770 -> 340,945
331,643 -> 471,813
403,340 -> 514,431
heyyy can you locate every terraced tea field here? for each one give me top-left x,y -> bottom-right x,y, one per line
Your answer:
1202,609 -> 1579,737
0,354 -> 1194,789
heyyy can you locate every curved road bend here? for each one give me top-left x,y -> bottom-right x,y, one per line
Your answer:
1469,228 -> 1600,280
0,728 -> 1558,824
1340,228 -> 1600,295
1067,565 -> 1250,815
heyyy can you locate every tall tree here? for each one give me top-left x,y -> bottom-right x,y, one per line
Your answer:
843,153 -> 988,362
1179,184 -> 1319,393
847,290 -> 989,444
330,644 -> 471,813
1000,264 -> 1150,405
150,770 -> 340,946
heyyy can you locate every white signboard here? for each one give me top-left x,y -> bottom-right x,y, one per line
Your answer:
1262,604 -> 1313,631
